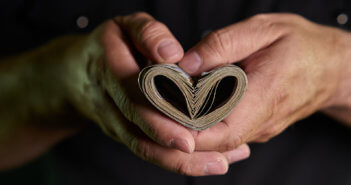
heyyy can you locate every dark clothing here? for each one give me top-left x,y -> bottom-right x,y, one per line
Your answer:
1,1 -> 351,185
1,0 -> 351,55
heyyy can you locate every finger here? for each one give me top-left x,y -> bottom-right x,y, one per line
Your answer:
222,144 -> 250,164
101,20 -> 140,78
192,75 -> 270,151
178,14 -> 290,75
132,136 -> 229,176
99,100 -> 228,176
101,20 -> 194,153
114,12 -> 183,63
136,105 -> 195,153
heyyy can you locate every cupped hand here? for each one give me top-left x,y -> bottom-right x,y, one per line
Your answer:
178,13 -> 351,151
65,12 -> 250,176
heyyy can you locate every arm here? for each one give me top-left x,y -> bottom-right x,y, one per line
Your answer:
0,36 -> 86,170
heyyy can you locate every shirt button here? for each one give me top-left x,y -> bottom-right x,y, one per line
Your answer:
336,13 -> 348,25
76,16 -> 89,29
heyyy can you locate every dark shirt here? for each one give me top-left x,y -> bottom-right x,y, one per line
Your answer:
1,1 -> 351,185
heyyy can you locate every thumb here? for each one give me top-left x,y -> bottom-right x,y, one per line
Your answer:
178,14 -> 289,75
115,12 -> 183,64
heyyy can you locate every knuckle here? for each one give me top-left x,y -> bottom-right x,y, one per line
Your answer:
203,30 -> 229,60
140,142 -> 152,160
220,134 -> 244,151
222,142 -> 237,151
249,13 -> 291,37
140,123 -> 160,144
136,111 -> 162,143
174,158 -> 192,175
99,20 -> 121,41
250,13 -> 272,23
130,138 -> 153,161
232,134 -> 244,148
249,13 -> 279,29
129,11 -> 152,20
113,12 -> 152,26
139,20 -> 166,43
281,13 -> 305,22
207,30 -> 226,49
129,137 -> 140,153
138,141 -> 153,161
250,13 -> 292,24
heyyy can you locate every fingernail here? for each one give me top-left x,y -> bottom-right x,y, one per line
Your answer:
170,139 -> 192,153
227,145 -> 250,164
203,158 -> 228,175
157,40 -> 182,61
179,51 -> 202,74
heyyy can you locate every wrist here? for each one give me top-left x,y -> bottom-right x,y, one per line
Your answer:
0,35 -> 87,122
27,36 -> 85,115
325,30 -> 351,109
321,30 -> 351,124
60,33 -> 105,121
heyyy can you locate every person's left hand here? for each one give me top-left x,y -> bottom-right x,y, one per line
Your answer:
178,13 -> 351,151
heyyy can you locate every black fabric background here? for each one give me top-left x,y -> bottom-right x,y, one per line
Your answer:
0,0 -> 351,185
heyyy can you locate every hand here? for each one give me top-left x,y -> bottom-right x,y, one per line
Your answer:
178,13 -> 351,151
64,12 -> 250,176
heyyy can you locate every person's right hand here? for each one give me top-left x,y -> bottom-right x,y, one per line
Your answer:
63,12 -> 250,176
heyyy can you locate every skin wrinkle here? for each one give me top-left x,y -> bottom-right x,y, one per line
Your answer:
174,154 -> 192,175
2,12 -> 351,176
207,30 -> 232,64
138,109 -> 171,146
184,13 -> 351,153
220,134 -> 244,152
251,102 -> 300,143
98,24 -> 163,145
199,35 -> 226,64
197,124 -> 235,151
115,13 -> 183,64
101,19 -> 194,153
239,24 -> 330,142
138,21 -> 166,45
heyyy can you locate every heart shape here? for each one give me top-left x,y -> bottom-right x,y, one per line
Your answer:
138,64 -> 247,130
